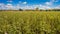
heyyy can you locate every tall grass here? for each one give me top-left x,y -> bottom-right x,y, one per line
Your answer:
0,11 -> 60,34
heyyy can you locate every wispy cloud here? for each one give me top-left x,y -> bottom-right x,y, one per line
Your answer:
21,4 -> 52,10
45,0 -> 59,6
45,2 -> 52,6
55,5 -> 60,9
51,0 -> 59,2
22,2 -> 27,4
0,3 -> 6,10
0,1 -> 60,10
6,3 -> 15,10
7,0 -> 13,2
0,3 -> 19,10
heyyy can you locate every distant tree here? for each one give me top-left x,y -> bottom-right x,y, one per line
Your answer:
36,7 -> 39,11
19,9 -> 23,11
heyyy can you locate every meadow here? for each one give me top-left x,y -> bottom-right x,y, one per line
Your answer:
0,11 -> 60,34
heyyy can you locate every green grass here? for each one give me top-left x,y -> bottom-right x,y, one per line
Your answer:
0,11 -> 60,34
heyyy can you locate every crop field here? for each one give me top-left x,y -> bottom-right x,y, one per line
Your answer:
0,11 -> 60,34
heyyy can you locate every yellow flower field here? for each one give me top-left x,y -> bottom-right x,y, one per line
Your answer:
0,11 -> 60,34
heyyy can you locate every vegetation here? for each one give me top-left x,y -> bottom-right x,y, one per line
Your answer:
19,9 -> 23,11
0,11 -> 60,34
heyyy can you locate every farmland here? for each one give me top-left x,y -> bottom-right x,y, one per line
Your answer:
0,11 -> 60,34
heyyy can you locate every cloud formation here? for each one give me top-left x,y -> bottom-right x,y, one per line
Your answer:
0,0 -> 60,10
22,2 -> 27,4
7,0 -> 13,2
45,2 -> 52,6
45,0 -> 59,6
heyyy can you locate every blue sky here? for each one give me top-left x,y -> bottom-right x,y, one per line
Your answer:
0,0 -> 60,10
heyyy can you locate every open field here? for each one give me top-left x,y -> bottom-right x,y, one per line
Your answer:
0,11 -> 60,34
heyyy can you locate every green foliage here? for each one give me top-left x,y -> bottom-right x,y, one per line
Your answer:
0,11 -> 60,34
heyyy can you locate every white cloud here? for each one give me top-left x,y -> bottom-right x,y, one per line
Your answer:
6,4 -> 13,8
7,0 -> 12,2
6,3 -> 21,10
51,0 -> 59,2
39,5 -> 52,9
24,5 -> 35,9
45,2 -> 52,6
0,3 -> 52,10
0,2 -> 27,10
0,3 -> 4,6
5,3 -> 15,10
55,5 -> 60,9
18,1 -> 27,5
0,3 -> 6,10
22,2 -> 27,4
0,3 -> 19,10
45,0 -> 59,6
0,2 -> 60,10
21,4 -> 52,10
